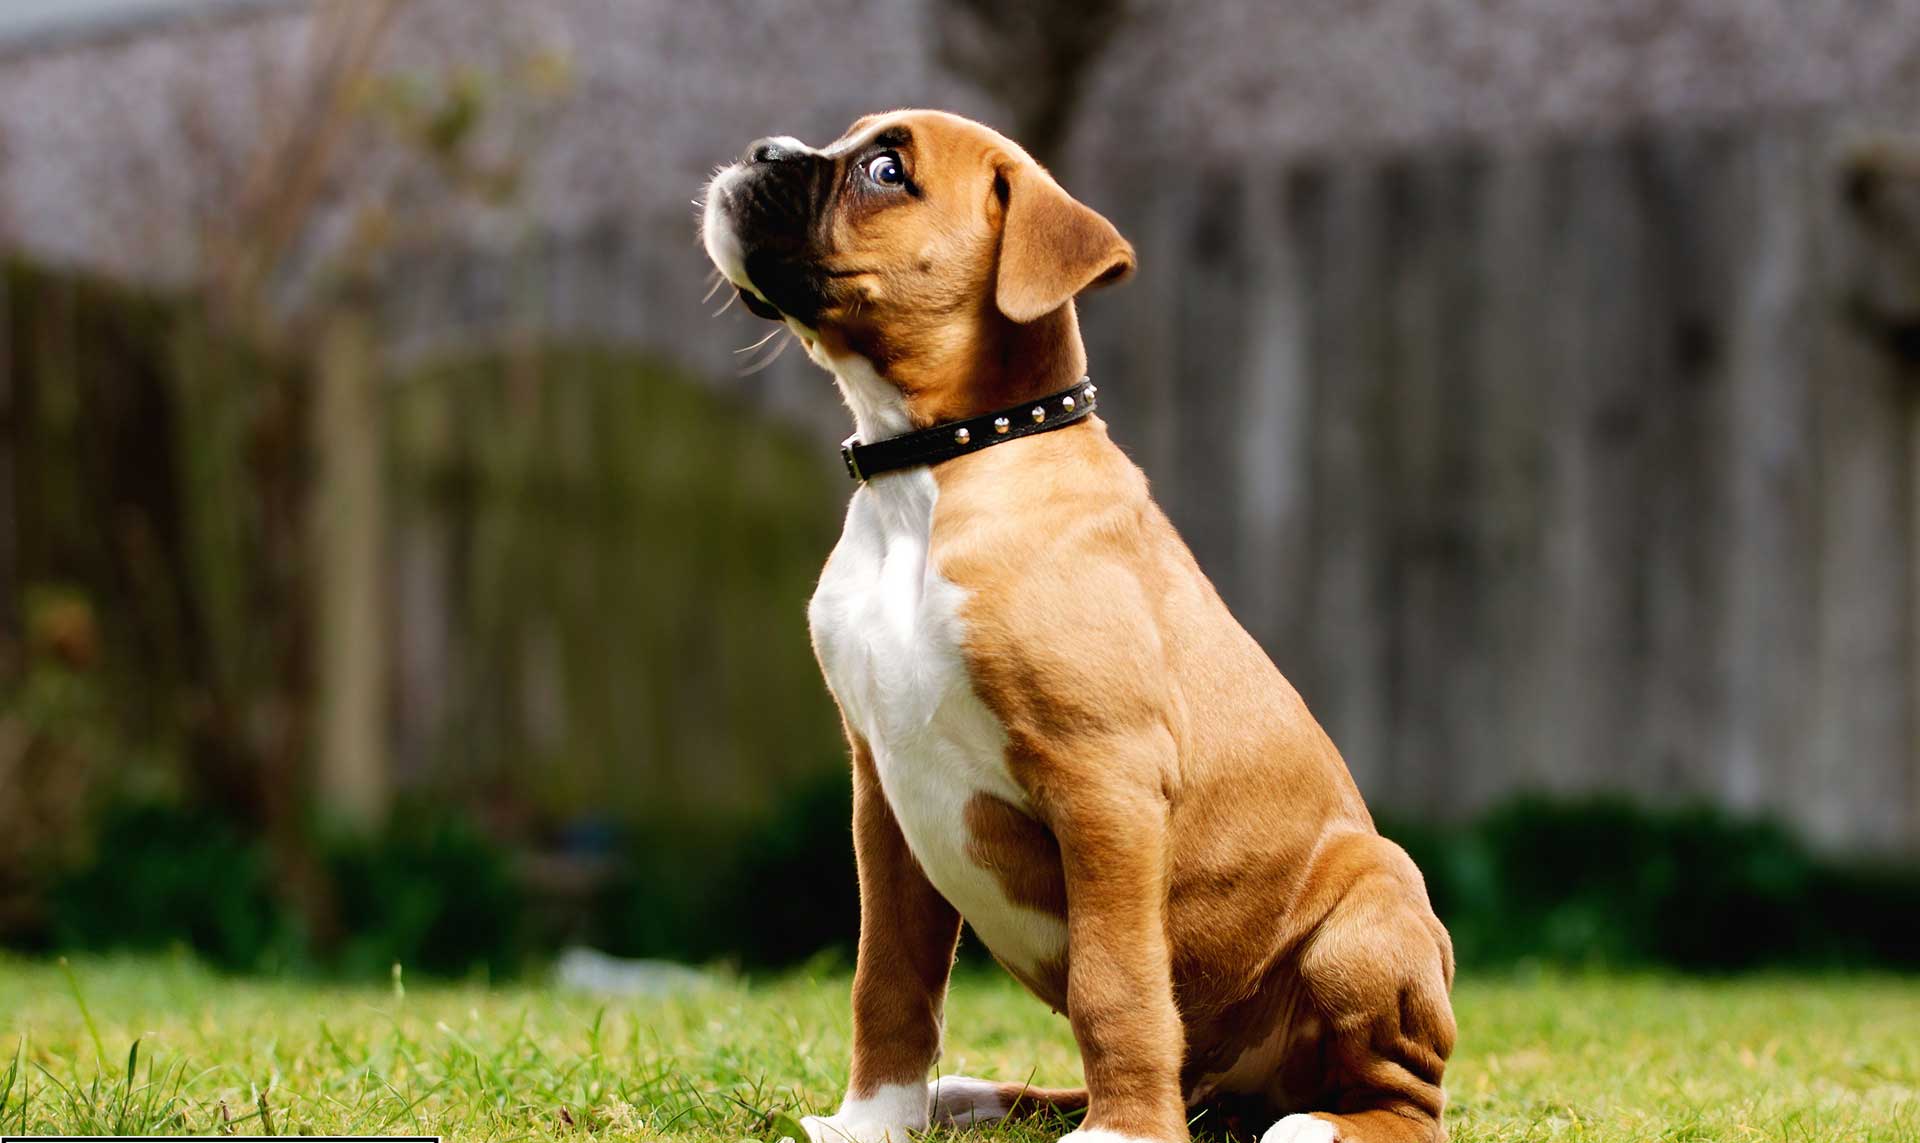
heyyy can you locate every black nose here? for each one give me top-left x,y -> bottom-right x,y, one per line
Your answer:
747,137 -> 802,165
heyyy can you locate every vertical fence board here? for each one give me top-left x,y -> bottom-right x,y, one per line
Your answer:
1810,134 -> 1918,852
1463,145 -> 1555,811
1170,171 -> 1252,597
1378,154 -> 1448,816
1717,130 -> 1818,821
1303,163 -> 1392,791
1232,165 -> 1311,660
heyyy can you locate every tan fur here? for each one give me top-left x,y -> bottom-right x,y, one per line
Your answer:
964,792 -> 1067,919
993,161 -> 1134,322
724,110 -> 1457,1143
964,792 -> 1071,1010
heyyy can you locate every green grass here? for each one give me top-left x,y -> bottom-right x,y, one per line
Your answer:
1,955 -> 1915,1141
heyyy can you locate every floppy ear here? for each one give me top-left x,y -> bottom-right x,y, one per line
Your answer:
994,160 -> 1136,323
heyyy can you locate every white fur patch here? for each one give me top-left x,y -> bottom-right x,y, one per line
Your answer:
1260,1113 -> 1339,1143
807,353 -> 1069,984
1057,1130 -> 1168,1143
928,1075 -> 1010,1126
811,347 -> 912,443
699,162 -> 788,322
700,166 -> 752,289
800,1082 -> 928,1143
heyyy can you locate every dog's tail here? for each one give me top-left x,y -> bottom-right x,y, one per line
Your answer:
929,1077 -> 1088,1127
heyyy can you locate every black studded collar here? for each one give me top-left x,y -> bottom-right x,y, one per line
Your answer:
840,378 -> 1099,482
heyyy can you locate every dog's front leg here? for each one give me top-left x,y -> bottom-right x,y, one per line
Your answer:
803,734 -> 963,1143
1049,757 -> 1188,1143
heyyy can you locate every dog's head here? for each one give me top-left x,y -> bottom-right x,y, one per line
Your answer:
701,110 -> 1133,426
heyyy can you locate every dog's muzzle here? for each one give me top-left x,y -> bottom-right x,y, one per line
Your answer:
702,137 -> 836,325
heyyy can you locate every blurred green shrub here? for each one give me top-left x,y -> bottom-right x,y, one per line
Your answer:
717,765 -> 862,966
1384,797 -> 1920,971
324,801 -> 526,979
46,797 -> 523,977
595,766 -> 860,969
47,800 -> 296,972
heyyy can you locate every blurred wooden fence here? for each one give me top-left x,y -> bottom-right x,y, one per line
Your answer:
195,117 -> 1920,856
9,117 -> 1920,857
380,348 -> 848,825
1072,121 -> 1920,854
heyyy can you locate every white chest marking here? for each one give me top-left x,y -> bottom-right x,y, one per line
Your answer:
807,367 -> 1067,979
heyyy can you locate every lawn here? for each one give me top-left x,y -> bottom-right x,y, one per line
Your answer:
1,955 -> 1915,1141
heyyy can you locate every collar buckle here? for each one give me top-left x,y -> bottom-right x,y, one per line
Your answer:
840,433 -> 865,482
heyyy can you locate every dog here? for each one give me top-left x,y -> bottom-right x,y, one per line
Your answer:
700,110 -> 1455,1143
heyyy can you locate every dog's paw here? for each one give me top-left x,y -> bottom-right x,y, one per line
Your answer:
928,1076 -> 1010,1127
1056,1130 -> 1171,1143
797,1084 -> 929,1143
1260,1114 -> 1339,1143
798,1114 -> 910,1143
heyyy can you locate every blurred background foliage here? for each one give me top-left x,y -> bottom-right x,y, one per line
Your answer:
35,781 -> 1920,976
3,0 -> 1920,983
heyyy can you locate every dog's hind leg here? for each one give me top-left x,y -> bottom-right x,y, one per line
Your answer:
1262,834 -> 1455,1143
929,1078 -> 1088,1128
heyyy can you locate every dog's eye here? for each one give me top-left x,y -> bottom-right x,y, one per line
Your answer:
863,153 -> 906,187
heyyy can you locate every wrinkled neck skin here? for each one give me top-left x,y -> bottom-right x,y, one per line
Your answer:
798,302 -> 1088,444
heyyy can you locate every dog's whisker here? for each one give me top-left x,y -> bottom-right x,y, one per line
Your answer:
702,273 -> 728,305
734,327 -> 782,355
738,330 -> 795,376
712,290 -> 740,317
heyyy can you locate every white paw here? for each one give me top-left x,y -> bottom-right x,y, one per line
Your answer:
799,1084 -> 929,1143
929,1076 -> 1009,1126
1056,1130 -> 1167,1143
1260,1113 -> 1339,1143
799,1114 -> 909,1143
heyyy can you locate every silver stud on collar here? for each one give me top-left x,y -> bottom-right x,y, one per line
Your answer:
994,417 -> 1010,434
1062,395 -> 1076,411
1085,384 -> 1098,398
1031,406 -> 1046,423
954,427 -> 971,445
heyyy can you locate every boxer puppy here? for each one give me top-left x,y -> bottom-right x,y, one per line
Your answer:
700,110 -> 1455,1143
